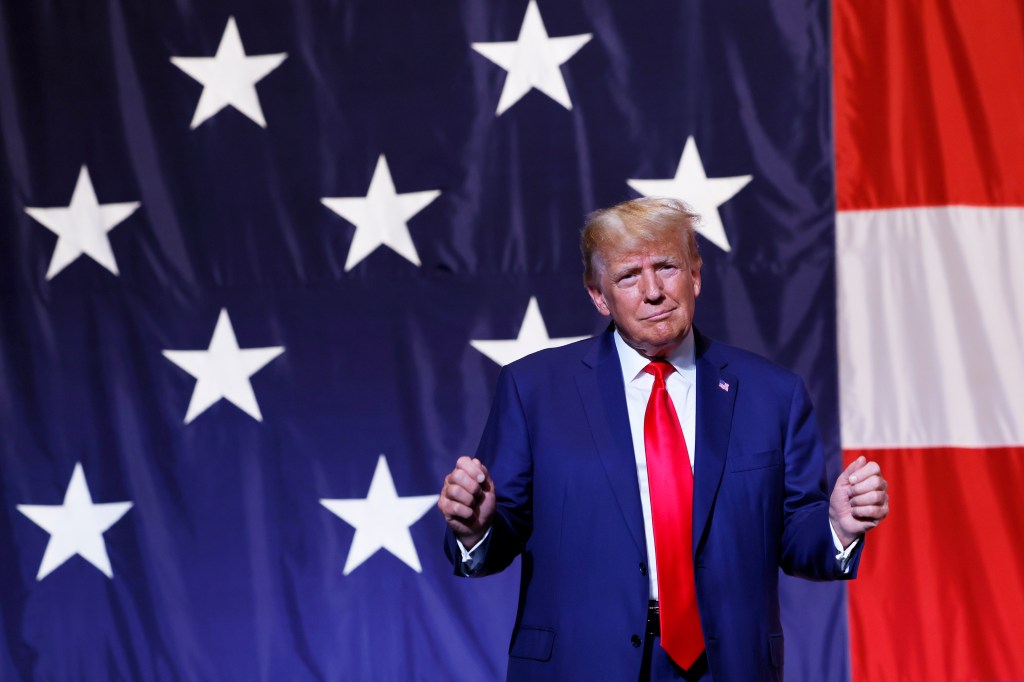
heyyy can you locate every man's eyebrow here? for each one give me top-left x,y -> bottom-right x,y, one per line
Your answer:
610,264 -> 640,279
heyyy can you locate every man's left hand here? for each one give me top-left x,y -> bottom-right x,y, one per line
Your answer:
829,456 -> 890,548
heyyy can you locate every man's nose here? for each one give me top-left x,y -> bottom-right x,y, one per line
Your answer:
639,268 -> 662,301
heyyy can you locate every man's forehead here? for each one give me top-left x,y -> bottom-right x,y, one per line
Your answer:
600,237 -> 687,265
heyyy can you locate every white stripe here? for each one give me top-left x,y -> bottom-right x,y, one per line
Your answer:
837,205 -> 1024,448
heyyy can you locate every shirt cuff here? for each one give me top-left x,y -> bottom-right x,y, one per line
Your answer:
829,521 -> 860,573
456,528 -> 492,575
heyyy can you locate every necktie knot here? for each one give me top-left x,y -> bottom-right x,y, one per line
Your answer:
644,360 -> 676,384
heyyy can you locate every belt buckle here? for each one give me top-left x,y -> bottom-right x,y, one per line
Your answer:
646,601 -> 660,637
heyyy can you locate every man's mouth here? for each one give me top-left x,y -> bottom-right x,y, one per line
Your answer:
643,308 -> 675,321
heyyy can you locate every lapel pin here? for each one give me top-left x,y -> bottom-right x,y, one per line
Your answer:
718,379 -> 730,392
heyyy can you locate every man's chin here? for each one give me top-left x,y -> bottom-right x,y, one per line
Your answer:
632,327 -> 692,357
632,338 -> 684,359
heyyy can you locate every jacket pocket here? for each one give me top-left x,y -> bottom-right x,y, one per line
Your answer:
728,448 -> 781,472
769,633 -> 784,668
509,626 -> 555,661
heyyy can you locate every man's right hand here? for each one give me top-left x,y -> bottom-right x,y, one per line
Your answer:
438,456 -> 496,549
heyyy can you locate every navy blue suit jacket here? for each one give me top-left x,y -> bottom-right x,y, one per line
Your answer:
446,329 -> 861,681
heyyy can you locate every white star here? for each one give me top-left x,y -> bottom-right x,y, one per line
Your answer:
162,309 -> 284,424
320,455 -> 438,575
471,297 -> 590,367
628,136 -> 753,252
471,0 -> 592,115
17,463 -> 133,581
321,155 -> 440,271
24,166 -> 140,280
171,16 -> 287,129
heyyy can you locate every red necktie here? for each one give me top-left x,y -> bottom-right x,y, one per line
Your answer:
643,360 -> 704,669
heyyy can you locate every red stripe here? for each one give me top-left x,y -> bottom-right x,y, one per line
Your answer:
834,0 -> 1024,210
844,447 -> 1024,681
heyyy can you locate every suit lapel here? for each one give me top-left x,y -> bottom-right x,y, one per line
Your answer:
576,331 -> 646,555
693,333 -> 737,554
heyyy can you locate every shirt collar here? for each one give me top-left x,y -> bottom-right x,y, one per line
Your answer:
613,328 -> 696,385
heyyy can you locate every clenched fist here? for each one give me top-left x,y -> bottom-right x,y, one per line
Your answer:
438,456 -> 496,548
829,456 -> 890,548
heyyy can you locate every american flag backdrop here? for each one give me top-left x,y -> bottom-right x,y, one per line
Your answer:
835,1 -> 1024,680
0,0 -> 1020,680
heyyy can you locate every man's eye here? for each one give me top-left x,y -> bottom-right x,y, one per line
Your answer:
616,273 -> 638,285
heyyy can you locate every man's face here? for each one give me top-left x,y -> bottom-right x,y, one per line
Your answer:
586,233 -> 701,358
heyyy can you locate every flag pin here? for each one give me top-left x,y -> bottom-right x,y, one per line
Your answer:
718,379 -> 730,392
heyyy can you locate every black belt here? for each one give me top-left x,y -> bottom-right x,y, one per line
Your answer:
646,600 -> 660,637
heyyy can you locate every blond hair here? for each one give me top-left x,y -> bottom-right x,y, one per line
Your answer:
581,197 -> 702,286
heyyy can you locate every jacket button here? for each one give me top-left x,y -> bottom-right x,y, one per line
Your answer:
639,562 -> 647,576
631,634 -> 642,648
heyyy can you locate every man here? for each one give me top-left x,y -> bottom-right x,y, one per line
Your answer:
438,197 -> 889,681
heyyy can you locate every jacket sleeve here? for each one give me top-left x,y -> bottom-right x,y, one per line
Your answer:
444,366 -> 535,576
778,377 -> 863,580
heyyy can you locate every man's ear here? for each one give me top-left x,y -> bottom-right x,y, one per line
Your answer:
692,268 -> 702,298
587,284 -> 611,316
